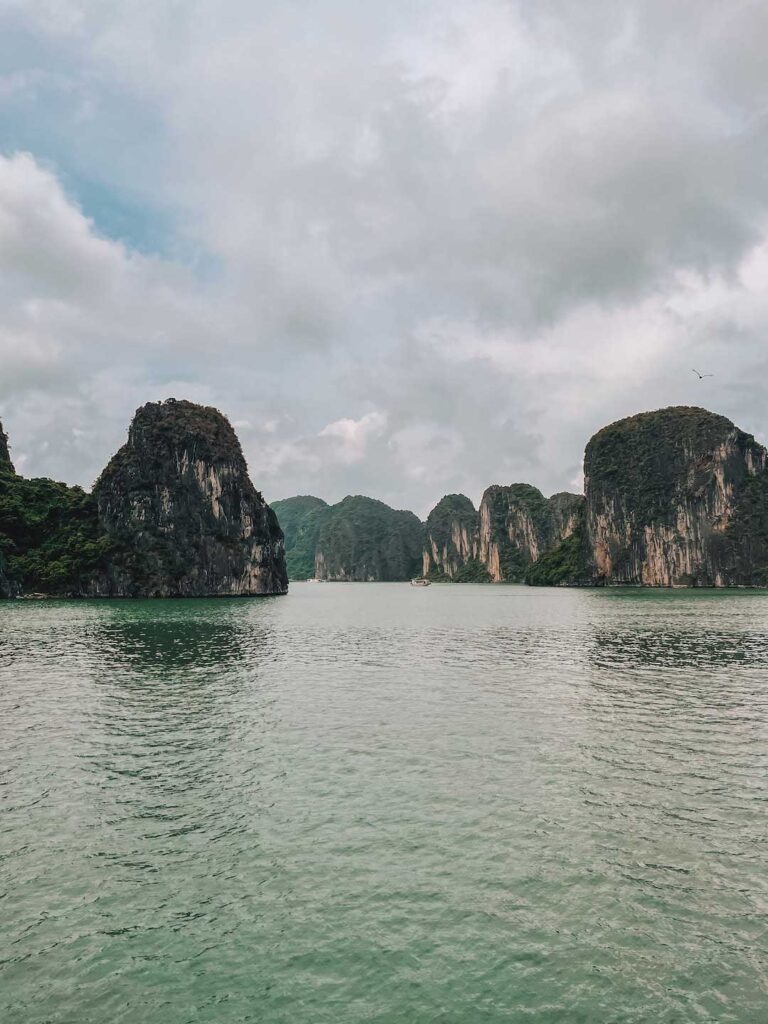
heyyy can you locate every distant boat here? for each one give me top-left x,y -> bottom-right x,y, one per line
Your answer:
306,578 -> 325,584
411,578 -> 431,587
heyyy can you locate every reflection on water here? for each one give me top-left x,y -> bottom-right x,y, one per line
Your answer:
2,586 -> 768,1023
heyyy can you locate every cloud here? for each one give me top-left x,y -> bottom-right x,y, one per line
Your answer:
1,1 -> 768,515
318,411 -> 388,465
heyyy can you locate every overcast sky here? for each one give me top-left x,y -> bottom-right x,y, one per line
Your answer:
1,1 -> 767,516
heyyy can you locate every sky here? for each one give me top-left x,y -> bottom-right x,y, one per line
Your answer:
1,0 -> 768,517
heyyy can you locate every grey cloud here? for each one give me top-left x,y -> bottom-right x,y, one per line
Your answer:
2,1 -> 768,513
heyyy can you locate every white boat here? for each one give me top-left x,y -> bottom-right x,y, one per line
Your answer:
306,577 -> 325,584
410,577 -> 431,587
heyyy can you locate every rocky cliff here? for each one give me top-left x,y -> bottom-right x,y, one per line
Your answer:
477,484 -> 584,582
420,487 -> 583,582
271,495 -> 329,580
422,494 -> 487,581
313,495 -> 423,581
0,420 -> 12,473
582,406 -> 768,587
0,425 -> 12,596
92,399 -> 287,597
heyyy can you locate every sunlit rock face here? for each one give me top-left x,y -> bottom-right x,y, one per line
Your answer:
92,399 -> 288,597
584,406 -> 768,587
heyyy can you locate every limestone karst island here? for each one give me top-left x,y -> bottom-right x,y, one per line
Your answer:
1,400 -> 767,598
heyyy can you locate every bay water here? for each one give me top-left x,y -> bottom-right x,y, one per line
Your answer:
2,584 -> 768,1022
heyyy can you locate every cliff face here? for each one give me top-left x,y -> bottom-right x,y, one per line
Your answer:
271,495 -> 329,580
583,406 -> 768,587
421,487 -> 584,582
0,420 -> 13,474
314,495 -> 423,581
549,492 -> 583,543
477,484 -> 584,582
92,399 -> 287,597
422,494 -> 487,581
0,419 -> 11,596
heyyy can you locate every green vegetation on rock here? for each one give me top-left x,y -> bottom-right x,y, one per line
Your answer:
0,402 -> 287,598
0,460 -> 113,596
584,407 -> 739,526
315,495 -> 423,581
271,495 -> 329,579
450,559 -> 491,583
525,511 -> 589,586
583,406 -> 768,586
481,483 -> 553,581
423,494 -> 487,581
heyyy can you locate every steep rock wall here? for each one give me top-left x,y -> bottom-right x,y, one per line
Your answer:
422,494 -> 486,580
478,484 -> 583,582
584,406 -> 768,586
93,399 -> 287,596
271,495 -> 329,579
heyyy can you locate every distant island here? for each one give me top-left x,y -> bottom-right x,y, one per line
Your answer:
277,406 -> 768,589
1,403 -> 767,598
0,399 -> 287,598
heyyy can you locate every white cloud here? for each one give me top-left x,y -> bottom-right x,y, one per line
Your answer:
2,2 -> 768,514
318,411 -> 388,465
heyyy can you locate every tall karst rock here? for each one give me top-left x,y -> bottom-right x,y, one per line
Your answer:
0,420 -> 13,474
313,495 -> 423,581
477,484 -> 584,582
421,487 -> 583,582
93,399 -> 288,597
0,420 -> 14,597
581,406 -> 768,587
271,495 -> 329,580
422,494 -> 487,581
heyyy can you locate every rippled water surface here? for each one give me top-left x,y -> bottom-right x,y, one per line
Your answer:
2,584 -> 768,1023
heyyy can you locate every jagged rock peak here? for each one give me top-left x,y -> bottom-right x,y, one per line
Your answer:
422,494 -> 486,581
0,418 -> 14,474
479,483 -> 554,581
93,398 -> 288,597
584,405 -> 768,586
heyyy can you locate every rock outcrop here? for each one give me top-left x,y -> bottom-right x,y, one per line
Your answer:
420,487 -> 583,582
0,420 -> 12,595
92,399 -> 287,597
582,406 -> 768,587
477,484 -> 584,582
271,495 -> 329,580
0,420 -> 13,474
313,495 -> 423,581
422,494 -> 487,581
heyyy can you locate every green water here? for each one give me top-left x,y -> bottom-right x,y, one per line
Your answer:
2,584 -> 768,1023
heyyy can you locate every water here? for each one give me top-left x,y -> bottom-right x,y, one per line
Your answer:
2,584 -> 768,1023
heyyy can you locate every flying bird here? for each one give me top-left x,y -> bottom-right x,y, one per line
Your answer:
691,369 -> 713,379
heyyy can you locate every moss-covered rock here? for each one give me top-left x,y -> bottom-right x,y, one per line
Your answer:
525,507 -> 591,586
93,399 -> 287,596
479,484 -> 583,581
0,420 -> 113,596
271,495 -> 329,580
422,494 -> 487,581
583,406 -> 768,586
314,495 -> 423,581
